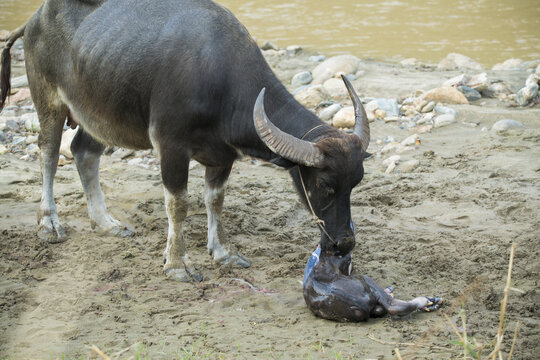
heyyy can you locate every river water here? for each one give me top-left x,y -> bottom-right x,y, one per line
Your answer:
1,0 -> 539,67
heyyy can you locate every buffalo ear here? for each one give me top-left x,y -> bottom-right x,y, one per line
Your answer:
270,157 -> 295,168
363,151 -> 373,160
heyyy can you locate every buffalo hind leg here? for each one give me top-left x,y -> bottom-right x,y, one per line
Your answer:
36,104 -> 68,243
205,165 -> 250,268
71,128 -> 132,237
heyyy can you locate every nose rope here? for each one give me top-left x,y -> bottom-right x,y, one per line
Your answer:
298,168 -> 337,246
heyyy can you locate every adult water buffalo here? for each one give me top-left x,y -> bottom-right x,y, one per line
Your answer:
1,0 -> 370,281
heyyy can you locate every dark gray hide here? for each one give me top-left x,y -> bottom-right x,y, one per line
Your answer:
1,0 -> 370,281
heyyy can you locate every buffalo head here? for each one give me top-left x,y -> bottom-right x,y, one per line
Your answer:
253,76 -> 370,256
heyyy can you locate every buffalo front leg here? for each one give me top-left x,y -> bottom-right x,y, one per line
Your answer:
36,104 -> 68,243
71,128 -> 132,237
205,165 -> 250,268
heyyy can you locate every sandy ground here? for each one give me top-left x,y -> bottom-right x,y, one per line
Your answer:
1,53 -> 540,359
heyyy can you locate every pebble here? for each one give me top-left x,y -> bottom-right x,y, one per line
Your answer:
373,98 -> 399,117
437,53 -> 483,71
457,86 -> 482,101
443,74 -> 470,88
26,135 -> 38,144
374,109 -> 387,119
400,58 -> 418,67
0,131 -> 6,143
22,113 -> 40,132
26,143 -> 39,155
0,144 -> 7,155
5,119 -> 20,131
60,128 -> 77,159
423,87 -> 468,104
401,134 -> 420,147
311,55 -> 360,84
323,77 -> 347,99
382,155 -> 401,167
286,45 -> 302,55
294,85 -> 330,108
319,103 -> 342,122
332,107 -> 355,128
434,105 -> 457,116
525,73 -> 539,89
1,110 -> 17,117
492,58 -> 523,71
466,72 -> 489,92
482,82 -> 512,98
111,147 -> 135,159
260,41 -> 278,51
516,83 -> 538,106
127,157 -> 144,166
291,71 -> 313,87
309,55 -> 326,62
380,142 -> 400,154
11,75 -> 28,88
421,101 -> 436,113
433,114 -> 457,128
491,119 -> 524,132
12,136 -> 26,146
401,159 -> 420,173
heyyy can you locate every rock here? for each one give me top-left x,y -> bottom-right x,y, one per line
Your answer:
400,58 -> 418,67
482,82 -> 512,98
433,114 -> 457,128
260,41 -> 278,51
491,119 -> 524,132
492,58 -> 523,70
7,88 -> 31,105
0,131 -> 6,143
516,83 -> 539,106
401,159 -> 420,173
323,77 -> 347,99
128,157 -> 144,166
457,86 -> 482,101
319,104 -> 342,122
0,143 -> 7,154
380,142 -> 400,154
1,109 -> 17,117
382,155 -> 401,167
22,113 -> 40,132
291,71 -> 313,87
57,155 -> 67,166
401,134 -> 420,147
4,119 -> 20,131
371,98 -> 399,117
536,64 -> 540,76
294,85 -> 330,109
374,109 -> 386,119
26,143 -> 40,155
286,45 -> 302,55
423,87 -> 468,104
309,55 -> 326,62
434,105 -> 457,116
111,147 -> 135,159
421,101 -> 436,113
12,136 -> 26,146
437,53 -> 483,71
312,55 -> 360,84
525,73 -> 539,88
332,107 -> 355,128
26,135 -> 38,144
11,75 -> 28,88
60,128 -> 77,159
443,74 -> 470,87
466,72 -> 489,92
383,116 -> 400,123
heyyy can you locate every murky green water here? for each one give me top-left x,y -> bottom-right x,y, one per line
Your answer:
1,0 -> 539,66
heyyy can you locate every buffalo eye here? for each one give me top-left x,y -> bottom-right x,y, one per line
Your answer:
318,180 -> 335,195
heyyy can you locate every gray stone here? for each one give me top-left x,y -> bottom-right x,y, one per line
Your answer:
421,101 -> 436,113
536,64 -> 540,76
12,136 -> 26,146
443,74 -> 469,87
0,143 -> 7,155
457,86 -> 482,101
1,110 -> 17,117
291,71 -> 312,87
434,105 -> 457,116
437,53 -> 483,71
332,107 -> 355,128
312,55 -> 360,84
22,113 -> 40,132
482,82 -> 512,98
5,119 -> 20,132
26,135 -> 38,144
400,58 -> 418,67
294,85 -> 330,109
309,55 -> 326,62
373,98 -> 399,117
433,114 -> 456,128
26,143 -> 40,155
466,72 -> 489,92
525,74 -> 539,88
323,77 -> 347,99
516,83 -> 539,106
491,119 -> 524,132
11,75 -> 28,88
260,41 -> 278,51
0,131 -> 6,143
492,58 -> 523,70
401,134 -> 420,147
286,45 -> 302,55
401,159 -> 420,173
319,104 -> 342,122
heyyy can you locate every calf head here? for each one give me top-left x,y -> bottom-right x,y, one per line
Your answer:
254,76 -> 370,256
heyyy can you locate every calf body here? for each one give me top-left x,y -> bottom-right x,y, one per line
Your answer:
1,0 -> 370,280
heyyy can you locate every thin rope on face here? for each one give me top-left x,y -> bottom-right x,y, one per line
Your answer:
298,167 -> 337,246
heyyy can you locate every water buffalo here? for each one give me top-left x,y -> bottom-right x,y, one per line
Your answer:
1,0 -> 370,281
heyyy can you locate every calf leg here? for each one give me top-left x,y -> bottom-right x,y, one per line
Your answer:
205,165 -> 250,268
71,128 -> 131,236
36,105 -> 68,243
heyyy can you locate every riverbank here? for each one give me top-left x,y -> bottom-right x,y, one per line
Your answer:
1,38 -> 539,359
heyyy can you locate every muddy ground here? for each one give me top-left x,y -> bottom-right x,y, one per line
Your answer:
1,50 -> 540,359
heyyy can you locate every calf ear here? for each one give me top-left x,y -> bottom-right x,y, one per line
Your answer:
270,156 -> 295,168
363,151 -> 372,160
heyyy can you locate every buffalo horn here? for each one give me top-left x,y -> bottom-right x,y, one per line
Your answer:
341,75 -> 370,152
253,88 -> 324,168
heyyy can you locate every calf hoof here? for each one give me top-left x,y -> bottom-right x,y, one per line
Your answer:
165,268 -> 203,282
38,218 -> 67,243
218,253 -> 251,268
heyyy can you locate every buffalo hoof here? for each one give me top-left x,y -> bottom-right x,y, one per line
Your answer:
218,253 -> 251,268
38,218 -> 67,243
419,297 -> 444,312
165,268 -> 203,282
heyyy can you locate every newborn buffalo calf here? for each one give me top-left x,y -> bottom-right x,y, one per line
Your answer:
303,248 -> 443,322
